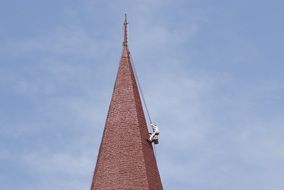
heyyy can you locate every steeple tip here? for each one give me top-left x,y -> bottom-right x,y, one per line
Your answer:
123,13 -> 128,47
124,13 -> 128,23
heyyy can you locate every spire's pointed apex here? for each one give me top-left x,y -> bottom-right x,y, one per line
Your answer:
123,13 -> 128,47
124,13 -> 128,24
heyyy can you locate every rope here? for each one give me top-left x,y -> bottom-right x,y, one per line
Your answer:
129,53 -> 158,157
130,55 -> 153,125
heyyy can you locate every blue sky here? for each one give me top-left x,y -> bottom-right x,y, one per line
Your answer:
1,0 -> 284,189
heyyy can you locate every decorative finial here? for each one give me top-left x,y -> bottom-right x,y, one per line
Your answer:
123,13 -> 128,47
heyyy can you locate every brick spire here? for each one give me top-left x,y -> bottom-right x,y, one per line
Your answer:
90,15 -> 163,190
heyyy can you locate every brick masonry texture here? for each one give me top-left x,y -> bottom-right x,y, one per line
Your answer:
90,46 -> 163,190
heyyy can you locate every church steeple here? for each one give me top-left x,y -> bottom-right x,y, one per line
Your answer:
90,15 -> 163,190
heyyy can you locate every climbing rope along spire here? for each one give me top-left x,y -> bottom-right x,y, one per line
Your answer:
130,55 -> 158,157
130,55 -> 153,125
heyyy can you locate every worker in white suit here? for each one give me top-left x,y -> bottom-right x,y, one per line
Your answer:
148,123 -> 160,142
